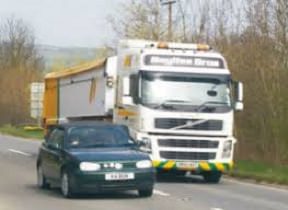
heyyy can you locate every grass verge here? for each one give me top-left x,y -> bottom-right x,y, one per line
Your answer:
0,124 -> 43,140
229,160 -> 288,185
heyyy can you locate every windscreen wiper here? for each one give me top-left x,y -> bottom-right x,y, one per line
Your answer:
154,100 -> 193,109
196,101 -> 228,112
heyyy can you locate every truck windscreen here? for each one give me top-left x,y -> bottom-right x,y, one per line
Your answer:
139,71 -> 232,113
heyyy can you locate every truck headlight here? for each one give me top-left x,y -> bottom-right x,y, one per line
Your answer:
222,140 -> 233,158
80,162 -> 101,171
136,160 -> 152,169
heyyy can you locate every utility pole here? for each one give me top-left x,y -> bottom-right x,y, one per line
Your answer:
160,0 -> 176,41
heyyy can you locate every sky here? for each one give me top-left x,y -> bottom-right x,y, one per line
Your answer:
0,0 -> 125,47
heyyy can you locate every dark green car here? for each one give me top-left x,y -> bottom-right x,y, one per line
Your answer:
36,122 -> 155,198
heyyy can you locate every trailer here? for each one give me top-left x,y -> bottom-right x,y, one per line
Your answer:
43,57 -> 117,126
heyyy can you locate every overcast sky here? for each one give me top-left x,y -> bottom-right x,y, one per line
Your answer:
0,0 -> 125,47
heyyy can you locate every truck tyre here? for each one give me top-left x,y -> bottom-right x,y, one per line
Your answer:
138,188 -> 153,197
157,170 -> 186,178
61,171 -> 74,198
37,164 -> 50,189
202,171 -> 222,183
173,170 -> 186,176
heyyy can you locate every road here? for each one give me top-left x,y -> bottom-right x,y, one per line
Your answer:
1,134 -> 288,210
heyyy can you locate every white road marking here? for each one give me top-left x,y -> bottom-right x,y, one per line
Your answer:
8,149 -> 32,157
0,134 -> 41,145
211,208 -> 224,210
153,189 -> 170,196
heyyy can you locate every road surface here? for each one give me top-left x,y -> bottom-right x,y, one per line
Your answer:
0,134 -> 288,210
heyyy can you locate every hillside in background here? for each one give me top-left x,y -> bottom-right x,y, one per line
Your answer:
37,45 -> 98,71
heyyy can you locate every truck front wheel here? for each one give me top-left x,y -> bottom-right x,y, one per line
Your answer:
202,171 -> 222,183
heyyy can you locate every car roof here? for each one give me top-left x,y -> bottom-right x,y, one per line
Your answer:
57,121 -> 127,129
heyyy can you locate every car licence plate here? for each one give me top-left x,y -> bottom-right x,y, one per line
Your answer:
176,162 -> 199,169
105,173 -> 135,181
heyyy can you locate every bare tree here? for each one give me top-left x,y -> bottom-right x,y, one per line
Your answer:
108,0 -> 165,40
0,17 -> 43,125
109,0 -> 288,164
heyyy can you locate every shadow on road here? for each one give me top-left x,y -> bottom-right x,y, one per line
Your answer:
156,173 -> 220,185
25,184 -> 144,200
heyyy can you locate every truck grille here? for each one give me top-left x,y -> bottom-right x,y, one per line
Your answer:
155,118 -> 223,131
158,139 -> 219,148
160,151 -> 216,160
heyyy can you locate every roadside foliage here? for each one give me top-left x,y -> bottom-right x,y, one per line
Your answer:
111,0 -> 288,165
0,0 -> 287,166
0,18 -> 43,125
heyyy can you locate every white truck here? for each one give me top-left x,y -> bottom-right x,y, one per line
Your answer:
43,40 -> 243,183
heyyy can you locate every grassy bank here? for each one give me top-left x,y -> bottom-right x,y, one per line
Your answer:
0,125 -> 43,140
230,160 -> 288,185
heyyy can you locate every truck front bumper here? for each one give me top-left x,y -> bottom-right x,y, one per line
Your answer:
153,160 -> 234,173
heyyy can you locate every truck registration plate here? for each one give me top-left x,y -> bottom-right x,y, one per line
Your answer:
105,173 -> 135,181
176,162 -> 199,169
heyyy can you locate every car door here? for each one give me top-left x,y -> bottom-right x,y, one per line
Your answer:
44,127 -> 65,181
40,127 -> 55,179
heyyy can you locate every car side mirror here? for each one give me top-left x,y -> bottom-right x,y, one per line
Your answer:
45,141 -> 61,150
44,134 -> 49,142
137,141 -> 146,147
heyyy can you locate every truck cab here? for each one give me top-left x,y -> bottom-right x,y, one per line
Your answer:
114,40 -> 243,183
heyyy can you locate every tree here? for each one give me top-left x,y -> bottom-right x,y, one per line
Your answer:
110,0 -> 288,164
0,17 -> 44,125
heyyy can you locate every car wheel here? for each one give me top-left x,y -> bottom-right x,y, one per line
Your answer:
61,171 -> 74,198
138,188 -> 153,197
37,164 -> 50,189
202,171 -> 222,183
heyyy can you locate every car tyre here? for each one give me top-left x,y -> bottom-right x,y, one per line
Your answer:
138,188 -> 153,197
37,164 -> 50,189
202,171 -> 222,183
61,171 -> 74,198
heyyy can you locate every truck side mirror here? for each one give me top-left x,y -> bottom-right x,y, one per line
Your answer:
123,77 -> 130,96
122,77 -> 133,105
235,101 -> 243,111
234,81 -> 244,111
122,96 -> 133,105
